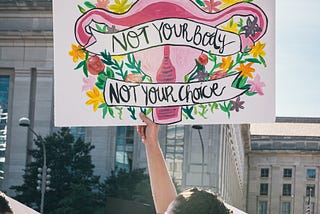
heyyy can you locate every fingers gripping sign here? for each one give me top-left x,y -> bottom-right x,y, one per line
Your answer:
137,113 -> 160,145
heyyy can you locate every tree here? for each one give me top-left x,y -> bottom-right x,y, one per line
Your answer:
11,128 -> 101,214
100,168 -> 155,209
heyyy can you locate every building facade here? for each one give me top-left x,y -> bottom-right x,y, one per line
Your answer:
0,0 -> 248,211
248,119 -> 320,214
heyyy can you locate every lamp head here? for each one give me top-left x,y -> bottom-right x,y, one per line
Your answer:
192,125 -> 203,130
19,117 -> 30,127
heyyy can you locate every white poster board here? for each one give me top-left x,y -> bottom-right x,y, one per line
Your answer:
53,0 -> 275,126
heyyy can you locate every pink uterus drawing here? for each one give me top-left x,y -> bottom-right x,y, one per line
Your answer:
74,0 -> 268,124
134,45 -> 201,124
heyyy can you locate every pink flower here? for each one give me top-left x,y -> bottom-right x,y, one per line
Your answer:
203,0 -> 221,13
247,74 -> 266,95
96,0 -> 109,9
210,70 -> 227,80
82,76 -> 96,92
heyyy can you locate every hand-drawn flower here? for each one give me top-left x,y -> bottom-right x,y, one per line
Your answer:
219,0 -> 241,9
112,55 -> 125,62
108,0 -> 133,14
220,55 -> 232,72
68,44 -> 85,63
195,68 -> 208,81
236,62 -> 255,79
230,96 -> 245,112
125,74 -> 143,83
96,0 -> 109,9
82,76 -> 96,92
210,70 -> 227,80
86,86 -> 105,112
87,55 -> 105,75
241,16 -> 262,38
221,18 -> 238,34
247,74 -> 266,95
203,0 -> 222,13
198,53 -> 209,66
249,41 -> 266,58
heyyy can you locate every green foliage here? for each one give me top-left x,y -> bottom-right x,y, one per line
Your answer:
10,128 -> 101,214
100,168 -> 154,209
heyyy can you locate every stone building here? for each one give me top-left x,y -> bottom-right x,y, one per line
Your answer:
0,0 -> 248,211
248,118 -> 320,214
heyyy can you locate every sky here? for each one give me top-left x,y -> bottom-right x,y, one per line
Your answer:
276,0 -> 320,118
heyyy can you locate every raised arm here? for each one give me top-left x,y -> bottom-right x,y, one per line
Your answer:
137,113 -> 177,214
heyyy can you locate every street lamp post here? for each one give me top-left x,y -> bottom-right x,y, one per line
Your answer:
19,117 -> 47,214
192,125 -> 204,187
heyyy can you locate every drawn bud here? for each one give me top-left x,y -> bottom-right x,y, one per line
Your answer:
125,74 -> 143,83
87,55 -> 105,75
198,53 -> 208,66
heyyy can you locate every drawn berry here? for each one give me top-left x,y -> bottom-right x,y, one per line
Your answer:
125,74 -> 143,83
198,53 -> 208,66
87,55 -> 105,75
210,70 -> 227,80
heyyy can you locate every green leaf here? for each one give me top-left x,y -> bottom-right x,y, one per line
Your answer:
74,61 -> 85,70
245,58 -> 261,64
102,25 -> 107,32
195,0 -> 205,7
95,24 -> 103,32
83,62 -> 88,77
184,74 -> 189,83
106,67 -> 115,78
227,101 -> 232,109
84,1 -> 96,9
146,108 -> 152,116
214,62 -> 222,69
77,5 -> 86,13
245,91 -> 257,96
108,107 -> 115,118
259,55 -> 267,68
219,103 -> 227,112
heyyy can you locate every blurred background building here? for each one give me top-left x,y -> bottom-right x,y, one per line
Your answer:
248,118 -> 320,214
0,0 -> 248,211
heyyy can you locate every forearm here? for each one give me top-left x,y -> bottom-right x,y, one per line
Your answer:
145,142 -> 177,214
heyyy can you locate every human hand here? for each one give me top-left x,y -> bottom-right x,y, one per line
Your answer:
137,113 -> 159,145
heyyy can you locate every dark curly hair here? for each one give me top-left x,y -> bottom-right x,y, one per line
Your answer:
0,193 -> 13,214
169,188 -> 231,214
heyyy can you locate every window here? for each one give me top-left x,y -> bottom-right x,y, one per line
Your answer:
307,169 -> 316,179
165,125 -> 184,186
281,202 -> 290,214
258,201 -> 267,214
282,184 -> 292,196
0,76 -> 9,182
70,127 -> 86,141
283,168 -> 292,178
261,168 -> 269,177
115,126 -> 134,172
306,184 -> 315,197
260,183 -> 268,196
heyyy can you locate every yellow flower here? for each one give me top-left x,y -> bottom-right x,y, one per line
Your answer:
219,0 -> 242,9
68,44 -> 85,63
86,87 -> 105,112
108,0 -> 132,14
221,19 -> 238,34
249,41 -> 266,58
220,56 -> 233,72
236,62 -> 255,79
112,55 -> 125,62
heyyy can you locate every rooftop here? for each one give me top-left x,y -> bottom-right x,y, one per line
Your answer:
250,117 -> 320,137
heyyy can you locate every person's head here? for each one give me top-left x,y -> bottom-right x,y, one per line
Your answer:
165,187 -> 231,214
0,193 -> 13,214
